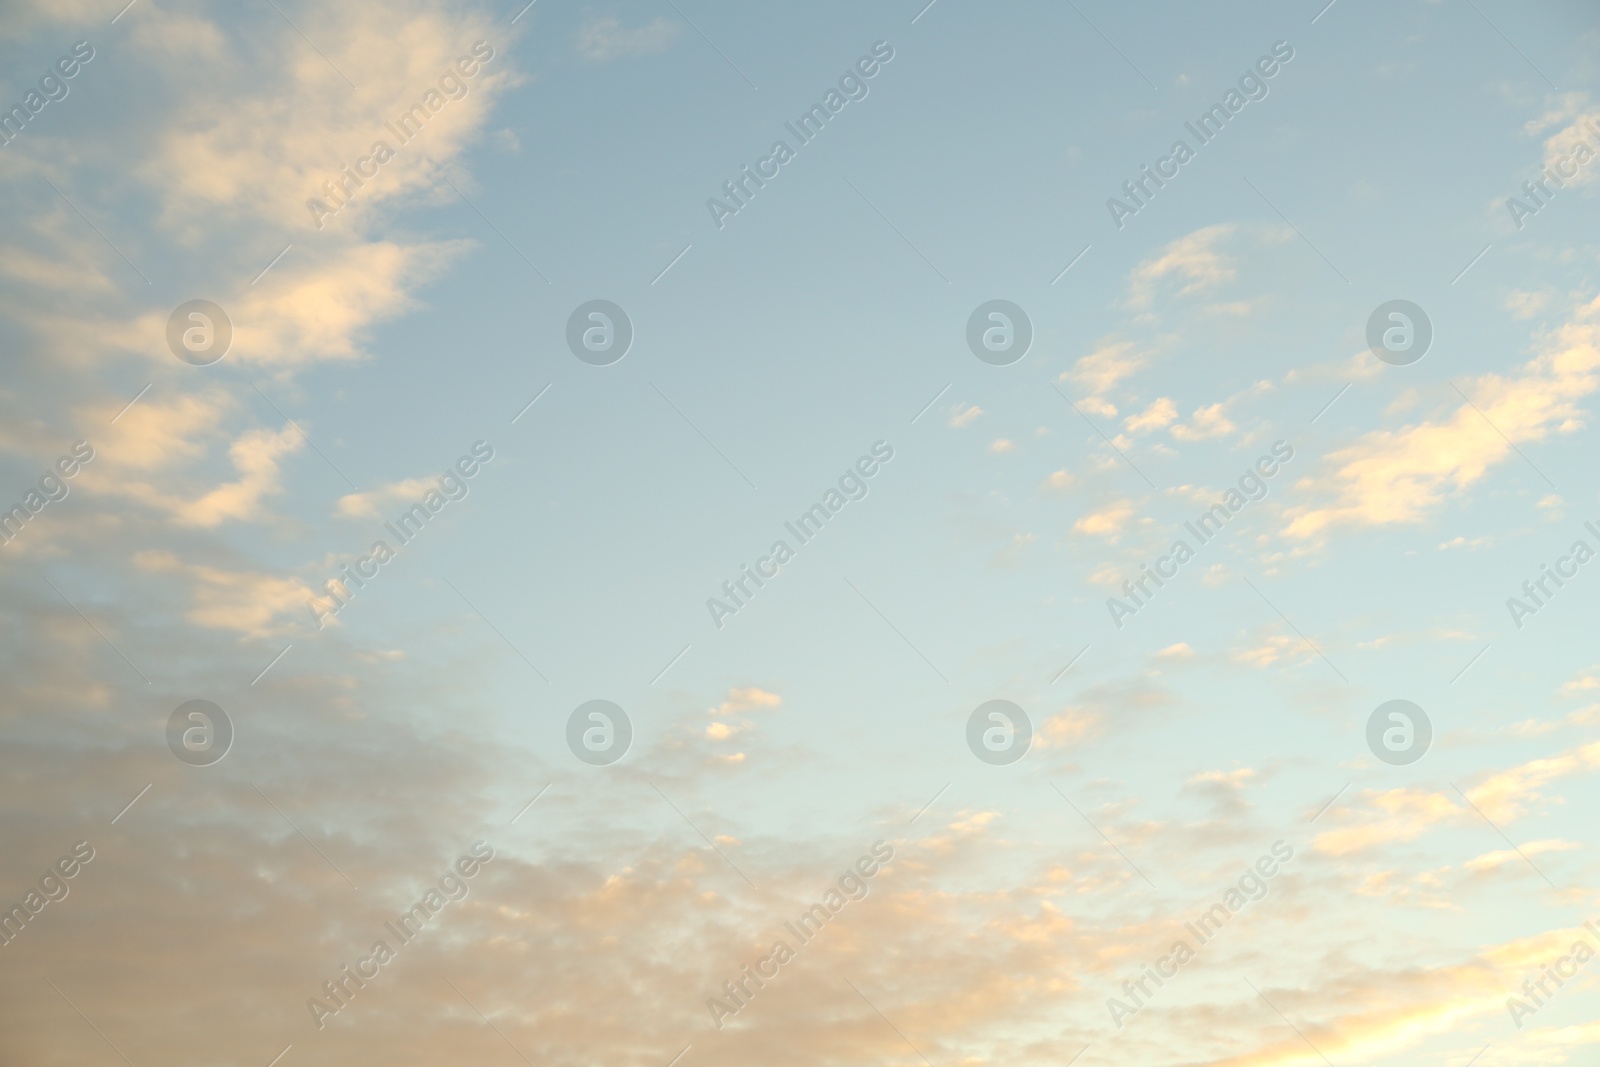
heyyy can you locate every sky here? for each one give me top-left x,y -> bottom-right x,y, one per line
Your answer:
2,0 -> 1600,1065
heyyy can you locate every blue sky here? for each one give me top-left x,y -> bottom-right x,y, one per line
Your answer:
2,1 -> 1600,1066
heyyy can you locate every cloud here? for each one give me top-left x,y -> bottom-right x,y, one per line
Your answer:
1062,341 -> 1145,395
1507,288 -> 1554,319
1316,738 -> 1600,857
1124,397 -> 1177,432
133,6 -> 511,230
177,423 -> 303,527
1466,738 -> 1600,823
214,240 -> 473,368
1170,401 -> 1237,442
713,687 -> 782,716
1560,667 -> 1600,694
1072,501 -> 1134,540
1232,632 -> 1312,670
337,476 -> 441,520
1526,100 -> 1600,191
1284,292 -> 1600,539
1313,787 -> 1464,857
1462,839 -> 1578,873
134,549 -> 316,637
575,15 -> 681,61
1126,224 -> 1236,309
1042,470 -> 1076,491
948,403 -> 983,428
77,407 -> 305,528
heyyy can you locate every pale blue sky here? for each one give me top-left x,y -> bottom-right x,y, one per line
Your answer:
2,2 -> 1600,1065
